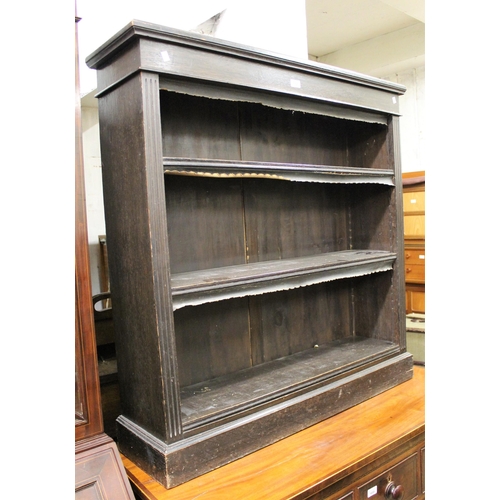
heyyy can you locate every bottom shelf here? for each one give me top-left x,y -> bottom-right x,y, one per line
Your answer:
180,337 -> 398,428
121,367 -> 424,499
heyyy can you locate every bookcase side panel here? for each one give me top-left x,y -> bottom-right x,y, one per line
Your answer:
349,185 -> 395,250
350,272 -> 395,342
347,120 -> 391,169
98,72 -> 182,441
348,119 -> 405,347
389,116 -> 407,351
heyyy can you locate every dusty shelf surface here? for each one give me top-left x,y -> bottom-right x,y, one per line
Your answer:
180,336 -> 397,428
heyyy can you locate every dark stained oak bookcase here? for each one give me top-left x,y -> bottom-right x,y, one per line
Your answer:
86,20 -> 413,489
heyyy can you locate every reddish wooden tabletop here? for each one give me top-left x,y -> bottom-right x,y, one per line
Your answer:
122,366 -> 425,500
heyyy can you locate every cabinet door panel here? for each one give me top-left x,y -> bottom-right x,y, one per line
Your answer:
75,442 -> 134,500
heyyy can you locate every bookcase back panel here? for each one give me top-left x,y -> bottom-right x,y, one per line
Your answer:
173,272 -> 395,391
160,91 -> 390,168
243,179 -> 349,262
165,176 -> 246,274
248,281 -> 352,365
165,178 -> 394,275
160,92 -> 241,160
174,298 -> 252,387
238,102 -> 347,166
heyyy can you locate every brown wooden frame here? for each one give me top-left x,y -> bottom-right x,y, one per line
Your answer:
75,13 -> 103,441
75,12 -> 135,499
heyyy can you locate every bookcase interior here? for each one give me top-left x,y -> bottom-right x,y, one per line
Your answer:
159,89 -> 400,430
160,91 -> 390,167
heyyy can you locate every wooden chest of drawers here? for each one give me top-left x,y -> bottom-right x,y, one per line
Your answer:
122,367 -> 425,500
402,172 -> 425,314
405,248 -> 425,284
310,436 -> 424,500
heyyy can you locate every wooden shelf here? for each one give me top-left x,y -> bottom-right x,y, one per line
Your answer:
180,337 -> 398,429
171,250 -> 396,309
163,158 -> 395,185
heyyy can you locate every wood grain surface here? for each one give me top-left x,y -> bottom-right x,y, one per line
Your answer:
123,366 -> 424,499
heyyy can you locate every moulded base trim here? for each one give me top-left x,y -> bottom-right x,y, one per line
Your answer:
116,352 -> 413,489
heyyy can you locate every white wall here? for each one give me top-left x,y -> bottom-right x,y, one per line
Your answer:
80,2 -> 424,296
316,23 -> 424,80
78,0 -> 308,97
382,66 -> 425,174
81,98 -> 104,297
79,0 -> 308,297
315,22 -> 425,174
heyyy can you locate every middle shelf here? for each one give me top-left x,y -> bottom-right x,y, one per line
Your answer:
163,157 -> 395,185
171,250 -> 396,309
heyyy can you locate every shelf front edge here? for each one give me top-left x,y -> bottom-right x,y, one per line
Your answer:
163,158 -> 395,185
171,251 -> 396,310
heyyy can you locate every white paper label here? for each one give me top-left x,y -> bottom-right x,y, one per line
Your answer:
290,79 -> 301,88
392,96 -> 397,104
367,485 -> 378,497
410,199 -> 417,203
161,51 -> 171,62
419,255 -> 425,259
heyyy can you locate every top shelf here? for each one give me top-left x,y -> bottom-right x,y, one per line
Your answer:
163,158 -> 394,185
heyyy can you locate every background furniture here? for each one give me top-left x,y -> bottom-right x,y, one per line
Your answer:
75,12 -> 135,499
402,171 -> 425,314
124,366 -> 425,499
87,20 -> 412,488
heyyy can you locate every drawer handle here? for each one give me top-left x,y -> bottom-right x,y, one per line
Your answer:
385,481 -> 404,499
406,268 -> 412,273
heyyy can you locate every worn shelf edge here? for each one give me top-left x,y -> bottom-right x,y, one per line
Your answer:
171,250 -> 396,310
163,158 -> 395,185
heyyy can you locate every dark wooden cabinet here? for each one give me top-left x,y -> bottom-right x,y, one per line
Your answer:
86,20 -> 413,488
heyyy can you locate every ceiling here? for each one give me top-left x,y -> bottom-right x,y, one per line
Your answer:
306,0 -> 425,58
